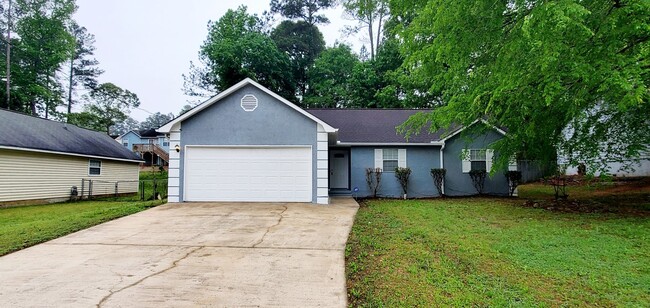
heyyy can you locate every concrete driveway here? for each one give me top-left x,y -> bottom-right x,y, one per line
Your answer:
0,197 -> 359,307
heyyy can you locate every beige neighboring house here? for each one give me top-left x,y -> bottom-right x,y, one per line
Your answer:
0,109 -> 143,206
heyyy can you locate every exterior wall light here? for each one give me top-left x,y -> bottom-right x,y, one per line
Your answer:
175,144 -> 180,153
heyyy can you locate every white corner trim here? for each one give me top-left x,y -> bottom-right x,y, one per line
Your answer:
157,78 -> 337,133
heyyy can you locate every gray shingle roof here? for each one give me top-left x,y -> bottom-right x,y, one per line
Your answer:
0,109 -> 142,161
306,109 -> 459,143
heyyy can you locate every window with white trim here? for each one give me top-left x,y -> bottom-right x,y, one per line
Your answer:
383,149 -> 399,171
470,149 -> 487,171
88,159 -> 102,176
123,142 -> 128,147
462,149 -> 493,173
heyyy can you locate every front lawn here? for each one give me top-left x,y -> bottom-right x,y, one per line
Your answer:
346,199 -> 650,306
0,199 -> 163,256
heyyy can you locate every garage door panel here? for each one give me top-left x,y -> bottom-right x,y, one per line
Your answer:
184,147 -> 312,202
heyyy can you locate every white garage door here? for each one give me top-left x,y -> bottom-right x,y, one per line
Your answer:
184,147 -> 312,202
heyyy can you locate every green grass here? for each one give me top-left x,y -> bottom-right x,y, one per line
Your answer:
346,199 -> 650,307
0,199 -> 164,256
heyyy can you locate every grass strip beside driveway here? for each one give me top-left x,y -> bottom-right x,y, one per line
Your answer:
0,199 -> 163,256
346,199 -> 650,307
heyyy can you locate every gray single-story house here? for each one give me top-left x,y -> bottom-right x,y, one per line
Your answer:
158,78 -> 520,205
0,109 -> 142,205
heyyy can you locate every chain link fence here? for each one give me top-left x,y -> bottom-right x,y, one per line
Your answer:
76,178 -> 168,201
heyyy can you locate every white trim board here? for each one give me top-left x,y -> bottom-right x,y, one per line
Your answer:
158,78 -> 337,134
439,119 -> 507,143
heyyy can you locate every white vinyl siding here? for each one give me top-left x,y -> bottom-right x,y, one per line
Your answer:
0,149 -> 139,203
462,149 -> 494,173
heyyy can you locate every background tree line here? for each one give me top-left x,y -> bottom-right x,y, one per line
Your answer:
185,0 -> 649,173
0,0 -> 141,135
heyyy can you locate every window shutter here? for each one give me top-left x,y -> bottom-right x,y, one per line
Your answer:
374,149 -> 383,170
508,155 -> 518,171
398,149 -> 407,167
461,149 -> 471,173
486,149 -> 494,172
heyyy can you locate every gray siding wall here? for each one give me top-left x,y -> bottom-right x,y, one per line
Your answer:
179,84 -> 319,202
350,146 -> 441,198
443,129 -> 509,196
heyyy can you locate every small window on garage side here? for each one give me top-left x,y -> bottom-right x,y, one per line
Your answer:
241,94 -> 258,111
383,149 -> 398,171
89,159 -> 101,176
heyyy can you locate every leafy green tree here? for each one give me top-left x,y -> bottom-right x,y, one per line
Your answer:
11,0 -> 76,116
110,116 -> 139,136
139,112 -> 174,130
269,0 -> 336,25
178,104 -> 193,116
343,0 -> 389,59
69,83 -> 140,134
304,44 -> 359,107
184,6 -> 296,101
271,20 -> 325,98
66,21 -> 103,115
394,0 -> 650,172
348,39 -> 406,108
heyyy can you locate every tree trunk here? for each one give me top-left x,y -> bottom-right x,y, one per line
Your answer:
5,0 -> 11,109
67,51 -> 75,115
368,14 -> 375,59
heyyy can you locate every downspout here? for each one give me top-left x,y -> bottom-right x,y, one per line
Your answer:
440,142 -> 446,195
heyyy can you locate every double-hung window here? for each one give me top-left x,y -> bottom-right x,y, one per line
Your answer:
89,159 -> 102,176
374,148 -> 406,172
470,149 -> 487,171
382,149 -> 399,171
462,149 -> 493,173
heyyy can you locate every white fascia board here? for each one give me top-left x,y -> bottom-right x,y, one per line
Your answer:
0,145 -> 143,163
438,119 -> 507,143
157,78 -> 337,134
336,141 -> 443,146
116,130 -> 140,140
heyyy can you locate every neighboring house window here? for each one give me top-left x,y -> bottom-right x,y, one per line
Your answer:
374,149 -> 407,171
162,140 -> 169,147
462,149 -> 494,173
123,142 -> 128,147
88,159 -> 102,176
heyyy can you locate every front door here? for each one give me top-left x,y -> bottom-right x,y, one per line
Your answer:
330,150 -> 349,189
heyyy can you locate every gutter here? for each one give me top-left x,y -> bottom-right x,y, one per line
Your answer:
439,142 -> 446,195
336,141 -> 444,146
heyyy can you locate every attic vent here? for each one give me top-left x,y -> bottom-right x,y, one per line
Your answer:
241,94 -> 258,112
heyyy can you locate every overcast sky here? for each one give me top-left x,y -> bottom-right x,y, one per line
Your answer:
74,0 -> 360,122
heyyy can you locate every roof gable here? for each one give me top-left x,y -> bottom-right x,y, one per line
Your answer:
0,109 -> 142,162
158,78 -> 336,133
